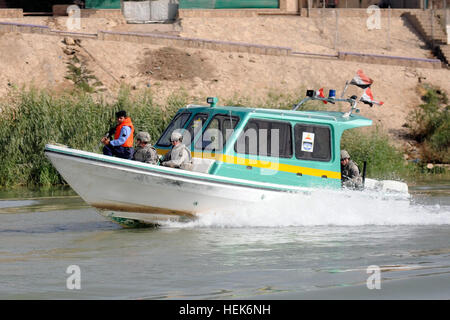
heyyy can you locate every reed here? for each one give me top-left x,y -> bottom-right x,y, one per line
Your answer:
406,84 -> 449,164
0,88 -> 184,187
340,128 -> 413,181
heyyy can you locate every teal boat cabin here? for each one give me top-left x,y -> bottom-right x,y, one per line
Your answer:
154,93 -> 373,189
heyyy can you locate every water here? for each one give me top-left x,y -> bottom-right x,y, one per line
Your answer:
0,183 -> 449,300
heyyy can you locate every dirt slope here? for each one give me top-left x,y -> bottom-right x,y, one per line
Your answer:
0,16 -> 449,151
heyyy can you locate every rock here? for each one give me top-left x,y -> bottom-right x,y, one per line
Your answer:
63,48 -> 75,55
63,37 -> 75,45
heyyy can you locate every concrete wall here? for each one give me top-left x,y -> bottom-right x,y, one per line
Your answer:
0,21 -> 49,34
338,51 -> 442,68
98,30 -> 292,55
0,8 -> 23,18
178,8 -> 280,17
447,25 -> 450,44
80,9 -> 123,18
286,0 -> 422,10
306,7 -> 422,16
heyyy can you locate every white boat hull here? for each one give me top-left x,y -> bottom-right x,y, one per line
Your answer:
45,144 -> 409,227
45,144 -> 291,226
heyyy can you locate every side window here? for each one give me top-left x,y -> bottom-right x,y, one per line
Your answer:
294,123 -> 331,161
156,112 -> 191,147
195,114 -> 240,152
234,119 -> 293,158
186,113 -> 209,145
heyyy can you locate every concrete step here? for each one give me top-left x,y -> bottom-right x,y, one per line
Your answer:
421,25 -> 446,32
403,12 -> 449,65
436,45 -> 450,65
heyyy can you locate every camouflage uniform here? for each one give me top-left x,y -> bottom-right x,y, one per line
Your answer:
341,159 -> 363,189
133,144 -> 158,164
161,143 -> 192,170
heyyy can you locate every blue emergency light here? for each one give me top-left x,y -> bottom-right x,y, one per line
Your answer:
328,89 -> 336,99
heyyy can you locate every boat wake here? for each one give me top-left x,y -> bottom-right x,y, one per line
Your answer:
161,188 -> 450,228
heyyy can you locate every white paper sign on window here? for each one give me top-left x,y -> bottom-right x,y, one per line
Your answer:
301,132 -> 315,152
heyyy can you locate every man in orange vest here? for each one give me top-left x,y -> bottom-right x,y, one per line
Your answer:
101,110 -> 134,159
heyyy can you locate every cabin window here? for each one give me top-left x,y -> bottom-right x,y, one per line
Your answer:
156,112 -> 191,147
186,113 -> 209,145
195,114 -> 240,151
294,123 -> 331,161
234,119 -> 293,158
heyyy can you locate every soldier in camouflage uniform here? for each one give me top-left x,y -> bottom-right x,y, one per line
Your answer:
132,132 -> 158,165
161,131 -> 193,170
340,150 -> 363,189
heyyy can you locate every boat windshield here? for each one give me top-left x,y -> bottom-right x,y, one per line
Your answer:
195,114 -> 240,152
156,112 -> 191,147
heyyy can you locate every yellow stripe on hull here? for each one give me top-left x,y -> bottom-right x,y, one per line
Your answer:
156,149 -> 341,180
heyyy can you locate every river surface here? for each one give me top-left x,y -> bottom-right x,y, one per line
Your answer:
0,181 -> 449,300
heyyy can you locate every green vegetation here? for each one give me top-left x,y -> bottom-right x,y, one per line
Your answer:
65,55 -> 104,93
341,128 -> 413,181
406,84 -> 449,164
0,88 -> 185,187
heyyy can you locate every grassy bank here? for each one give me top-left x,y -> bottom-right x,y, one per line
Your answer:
341,128 -> 414,181
405,84 -> 449,164
0,88 -> 445,187
0,88 -> 186,187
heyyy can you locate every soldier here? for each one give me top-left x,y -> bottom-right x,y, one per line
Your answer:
133,131 -> 158,165
340,150 -> 363,189
161,131 -> 193,170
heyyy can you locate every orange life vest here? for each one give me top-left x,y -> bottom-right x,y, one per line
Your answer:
114,117 -> 134,148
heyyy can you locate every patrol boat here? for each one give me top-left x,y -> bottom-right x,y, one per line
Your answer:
44,89 -> 408,227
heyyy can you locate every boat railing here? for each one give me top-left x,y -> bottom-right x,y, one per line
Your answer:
292,95 -> 360,118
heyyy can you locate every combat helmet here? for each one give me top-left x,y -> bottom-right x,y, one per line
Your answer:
136,131 -> 151,143
170,130 -> 183,142
340,150 -> 350,160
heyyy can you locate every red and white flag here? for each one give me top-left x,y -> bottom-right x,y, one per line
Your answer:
315,88 -> 327,104
349,70 -> 373,89
360,87 -> 384,106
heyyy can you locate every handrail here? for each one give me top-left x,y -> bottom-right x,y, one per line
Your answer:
292,95 -> 361,118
